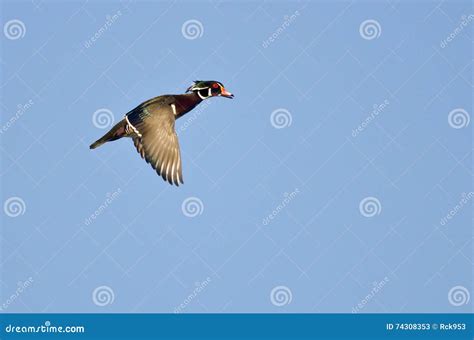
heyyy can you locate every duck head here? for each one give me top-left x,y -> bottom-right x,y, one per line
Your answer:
186,80 -> 234,100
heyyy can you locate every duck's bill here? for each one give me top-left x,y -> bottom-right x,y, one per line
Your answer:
221,89 -> 234,98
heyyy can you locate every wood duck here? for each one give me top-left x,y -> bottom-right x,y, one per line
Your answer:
90,80 -> 234,186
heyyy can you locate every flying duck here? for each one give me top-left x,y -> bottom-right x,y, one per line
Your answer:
90,80 -> 234,186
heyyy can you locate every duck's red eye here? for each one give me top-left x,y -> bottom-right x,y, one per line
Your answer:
212,83 -> 219,88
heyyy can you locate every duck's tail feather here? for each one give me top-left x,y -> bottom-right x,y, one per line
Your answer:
89,119 -> 127,149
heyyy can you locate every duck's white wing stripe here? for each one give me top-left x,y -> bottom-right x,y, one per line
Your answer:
125,115 -> 142,137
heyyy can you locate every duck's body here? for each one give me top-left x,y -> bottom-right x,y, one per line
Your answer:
90,80 -> 233,186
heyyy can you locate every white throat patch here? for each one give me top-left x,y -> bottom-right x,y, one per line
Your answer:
197,91 -> 207,100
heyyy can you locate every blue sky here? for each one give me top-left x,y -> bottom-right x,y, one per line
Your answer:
1,0 -> 472,313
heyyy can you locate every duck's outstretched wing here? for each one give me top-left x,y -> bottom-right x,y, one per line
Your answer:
126,99 -> 183,186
